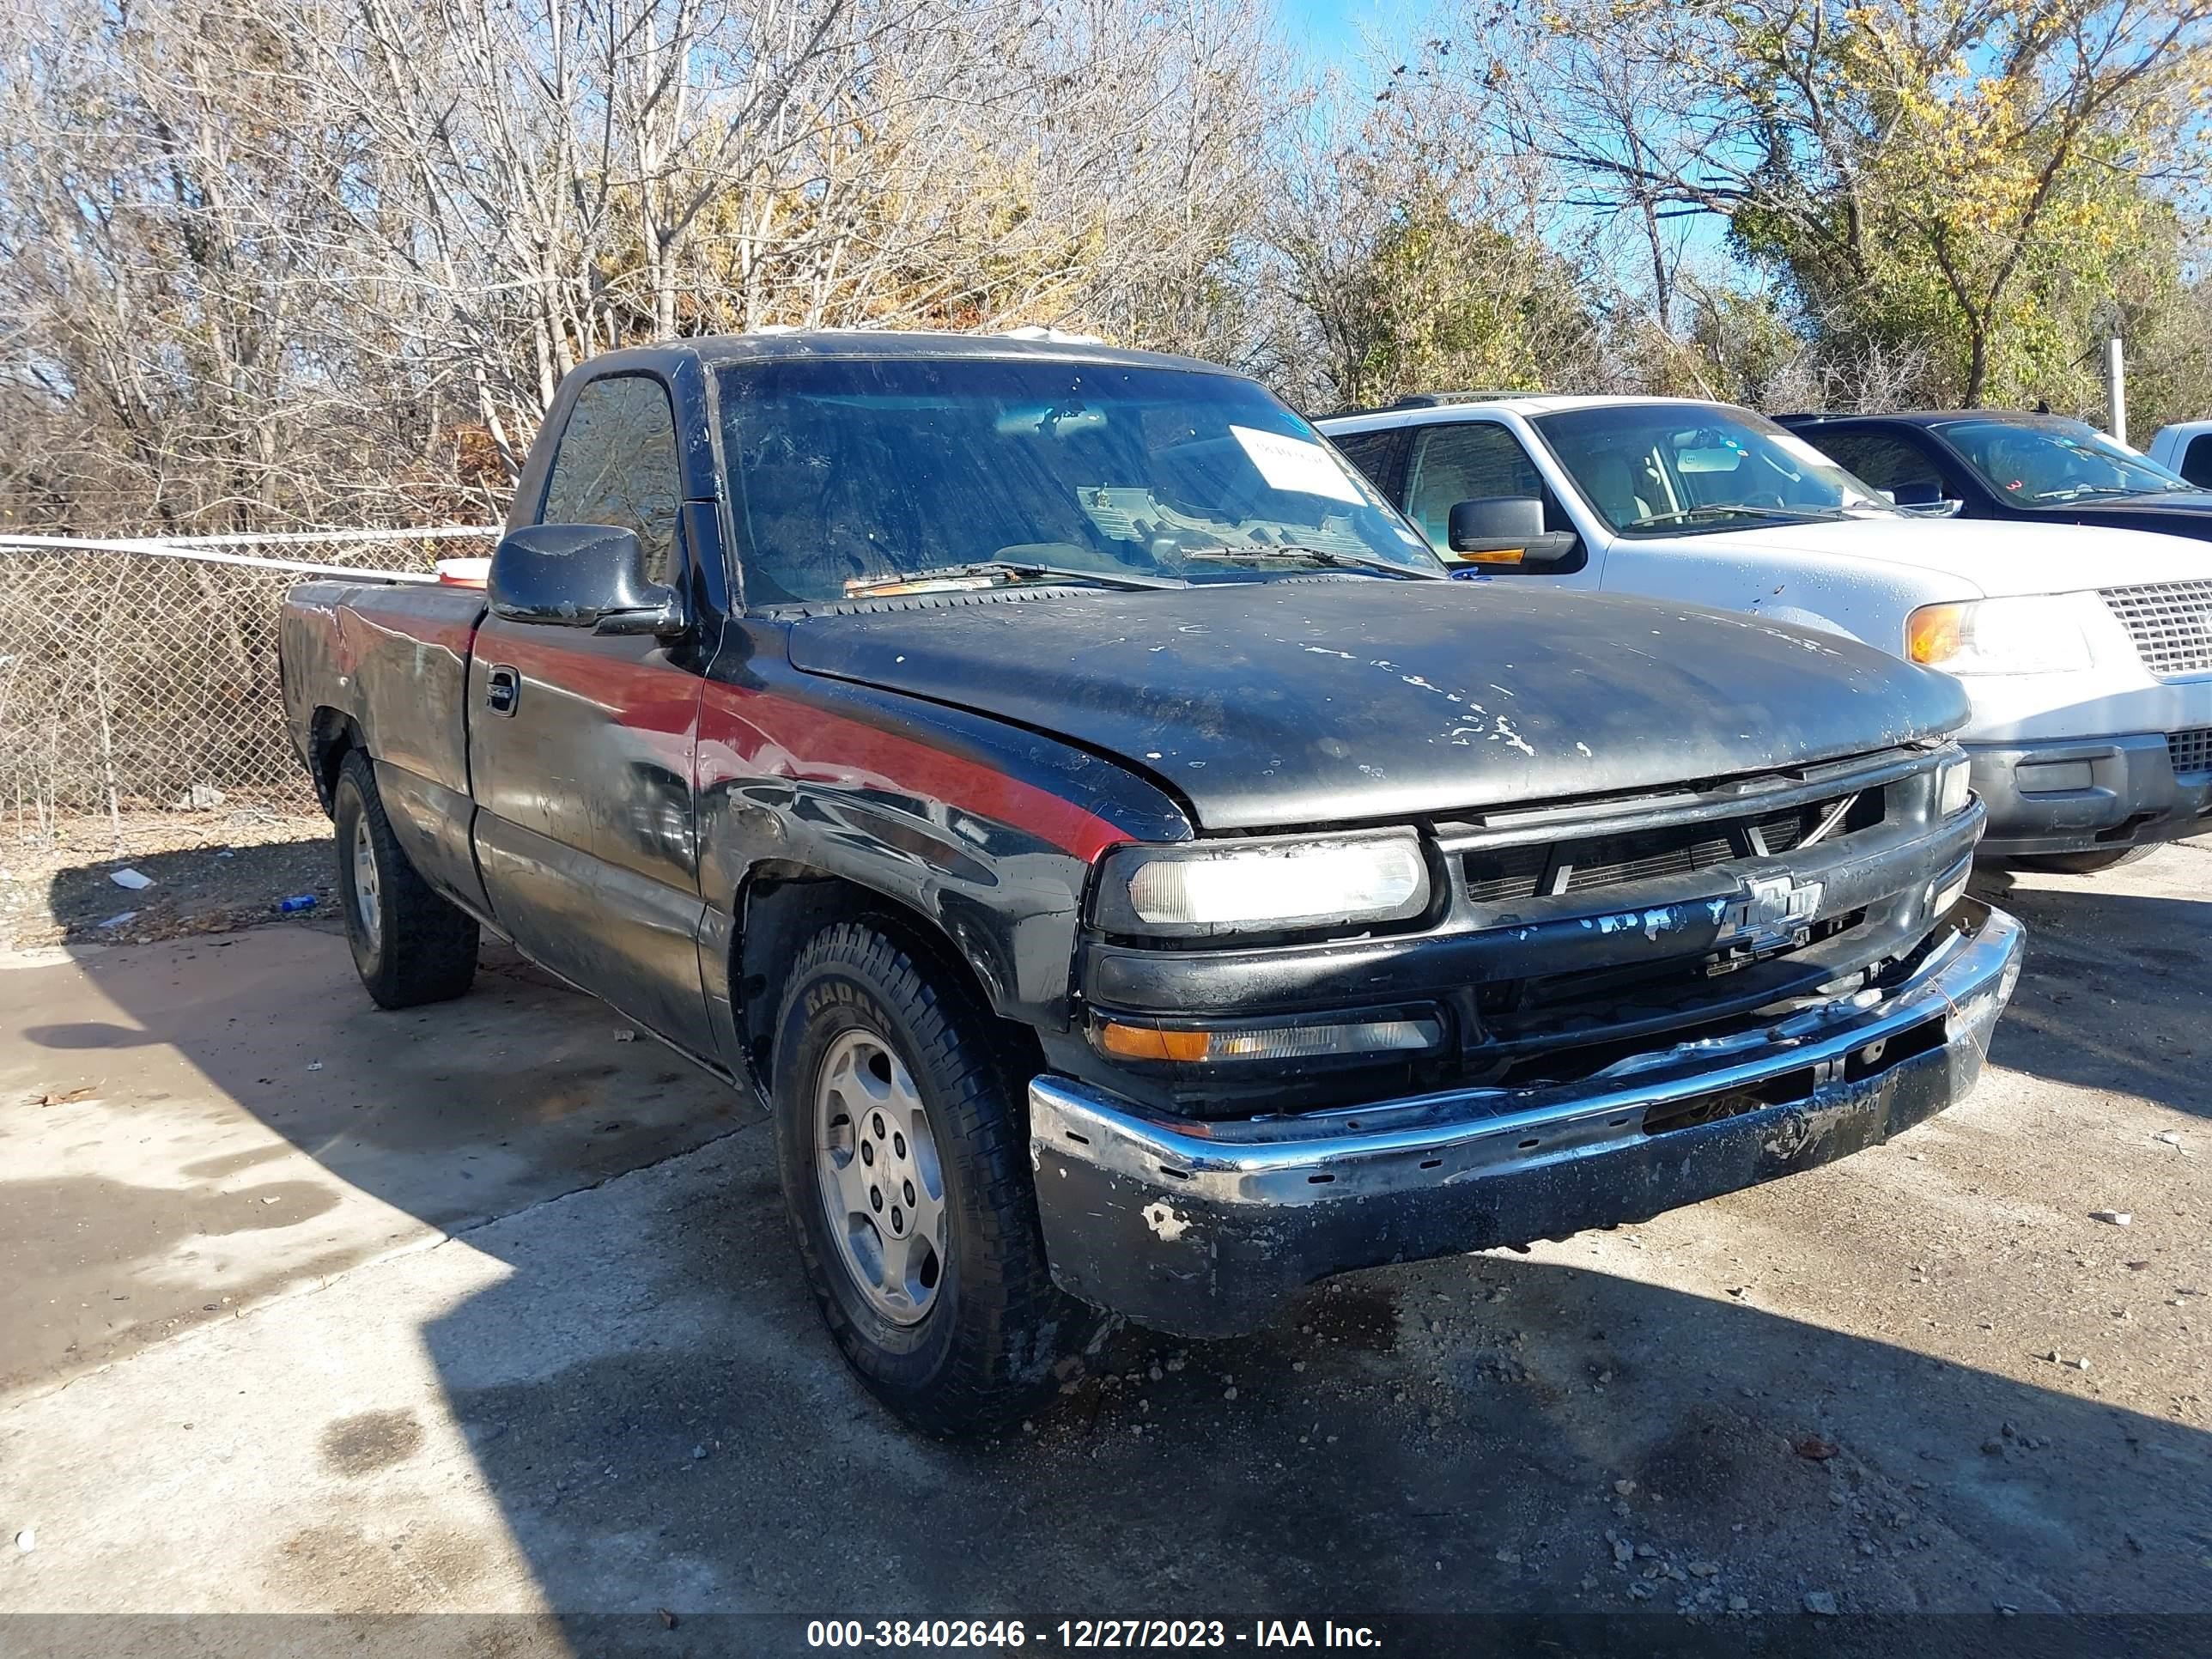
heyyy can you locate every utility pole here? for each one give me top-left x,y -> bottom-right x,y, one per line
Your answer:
2106,336 -> 2128,446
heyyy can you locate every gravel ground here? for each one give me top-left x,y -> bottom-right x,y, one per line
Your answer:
0,835 -> 2205,1658
1,811 -> 334,950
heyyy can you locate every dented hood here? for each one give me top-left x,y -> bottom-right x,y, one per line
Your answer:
787,580 -> 1969,830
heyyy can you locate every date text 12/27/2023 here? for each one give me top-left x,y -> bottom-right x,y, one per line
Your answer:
805,1620 -> 1383,1649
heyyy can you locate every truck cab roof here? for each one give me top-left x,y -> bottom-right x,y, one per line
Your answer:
581,327 -> 1241,381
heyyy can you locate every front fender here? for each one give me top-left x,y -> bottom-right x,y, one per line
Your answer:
693,628 -> 1194,1059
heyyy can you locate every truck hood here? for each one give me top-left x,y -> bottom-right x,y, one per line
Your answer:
2023,496 -> 2212,542
1698,514 -> 2206,599
786,580 -> 1968,831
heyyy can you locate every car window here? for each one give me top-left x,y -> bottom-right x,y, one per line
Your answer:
540,374 -> 684,585
1532,404 -> 1894,535
1934,417 -> 2197,504
1403,422 -> 1549,549
1328,427 -> 1402,495
715,358 -> 1439,605
2184,435 -> 2212,489
1811,430 -> 1926,493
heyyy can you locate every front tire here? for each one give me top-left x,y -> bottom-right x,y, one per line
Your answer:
771,920 -> 1092,1436
331,750 -> 479,1008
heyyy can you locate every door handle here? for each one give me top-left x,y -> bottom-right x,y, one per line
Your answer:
486,665 -> 520,716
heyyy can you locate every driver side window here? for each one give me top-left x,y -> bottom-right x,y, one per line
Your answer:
540,374 -> 684,586
1821,428 -> 1964,501
1404,422 -> 1558,549
1814,430 -> 1920,492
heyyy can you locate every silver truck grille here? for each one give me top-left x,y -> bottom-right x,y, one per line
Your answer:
2169,726 -> 2212,776
2101,582 -> 2212,678
1462,795 -> 1850,905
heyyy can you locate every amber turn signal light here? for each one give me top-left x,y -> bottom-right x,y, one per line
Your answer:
1097,1023 -> 1213,1061
1906,603 -> 1964,665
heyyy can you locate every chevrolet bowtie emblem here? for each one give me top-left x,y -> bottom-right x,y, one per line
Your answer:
1721,874 -> 1824,953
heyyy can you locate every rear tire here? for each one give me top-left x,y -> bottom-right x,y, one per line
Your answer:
2009,845 -> 2155,875
332,750 -> 479,1008
771,919 -> 1094,1437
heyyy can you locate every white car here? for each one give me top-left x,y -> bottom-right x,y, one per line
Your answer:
1321,393 -> 2212,870
2146,418 -> 2212,489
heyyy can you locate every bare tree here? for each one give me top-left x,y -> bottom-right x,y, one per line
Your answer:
0,0 -> 1285,531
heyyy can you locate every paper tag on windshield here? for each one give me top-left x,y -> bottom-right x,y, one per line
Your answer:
1231,425 -> 1365,504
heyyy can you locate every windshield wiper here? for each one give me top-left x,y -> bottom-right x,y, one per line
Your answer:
1185,544 -> 1447,580
844,560 -> 1186,598
2034,483 -> 2179,501
1627,503 -> 1860,528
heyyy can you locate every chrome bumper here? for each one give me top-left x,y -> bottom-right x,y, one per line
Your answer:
1029,901 -> 2023,1336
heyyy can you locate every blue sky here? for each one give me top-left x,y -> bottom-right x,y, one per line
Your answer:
1276,0 -> 1402,66
1272,0 -> 1739,285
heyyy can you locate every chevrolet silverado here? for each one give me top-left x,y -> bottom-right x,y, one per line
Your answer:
281,333 -> 2022,1434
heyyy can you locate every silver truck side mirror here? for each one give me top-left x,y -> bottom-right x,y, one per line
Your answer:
488,524 -> 686,639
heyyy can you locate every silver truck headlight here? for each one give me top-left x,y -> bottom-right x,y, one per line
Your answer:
1094,830 -> 1431,937
1907,595 -> 2094,675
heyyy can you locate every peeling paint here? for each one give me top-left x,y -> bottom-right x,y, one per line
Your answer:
1487,714 -> 1536,757
1141,1200 -> 1192,1242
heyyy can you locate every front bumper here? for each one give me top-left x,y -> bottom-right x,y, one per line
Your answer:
1030,901 -> 2022,1338
1970,735 -> 2212,857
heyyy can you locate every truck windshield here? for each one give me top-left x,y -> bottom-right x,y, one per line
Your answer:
715,357 -> 1441,604
1932,416 -> 2202,503
1532,404 -> 1897,535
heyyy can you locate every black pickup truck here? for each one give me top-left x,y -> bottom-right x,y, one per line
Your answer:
280,331 -> 2022,1433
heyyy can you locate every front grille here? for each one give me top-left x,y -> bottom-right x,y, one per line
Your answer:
2102,582 -> 2212,677
1463,794 -> 1862,905
2170,726 -> 2212,775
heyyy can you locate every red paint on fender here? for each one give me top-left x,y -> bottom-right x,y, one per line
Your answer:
700,681 -> 1131,862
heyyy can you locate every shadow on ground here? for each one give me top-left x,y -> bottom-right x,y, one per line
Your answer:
414,1166 -> 2212,1638
14,834 -> 337,948
1971,865 -> 2212,1122
22,854 -> 2212,1654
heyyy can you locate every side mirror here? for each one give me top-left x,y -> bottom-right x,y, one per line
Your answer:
1446,496 -> 1580,570
488,524 -> 684,638
1883,478 -> 1965,518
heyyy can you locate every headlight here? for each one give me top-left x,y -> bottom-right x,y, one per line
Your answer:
1906,596 -> 2094,675
1936,751 -> 1972,817
1094,830 -> 1431,937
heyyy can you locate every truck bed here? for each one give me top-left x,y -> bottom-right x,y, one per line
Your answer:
281,579 -> 494,919
281,579 -> 487,806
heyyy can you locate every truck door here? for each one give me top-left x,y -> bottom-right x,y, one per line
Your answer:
468,370 -> 717,1054
1401,421 -> 1597,587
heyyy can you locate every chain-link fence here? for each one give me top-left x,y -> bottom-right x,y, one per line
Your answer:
0,531 -> 495,850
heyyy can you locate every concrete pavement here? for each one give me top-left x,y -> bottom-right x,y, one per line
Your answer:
2,847 -> 2208,1656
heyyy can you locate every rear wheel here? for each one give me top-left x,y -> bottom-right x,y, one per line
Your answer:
2009,845 -> 2155,875
331,750 -> 479,1008
771,920 -> 1093,1436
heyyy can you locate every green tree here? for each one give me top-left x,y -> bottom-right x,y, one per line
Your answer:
1469,0 -> 2212,407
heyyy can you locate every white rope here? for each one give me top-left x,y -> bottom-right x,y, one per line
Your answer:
0,530 -> 497,582
112,526 -> 499,549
